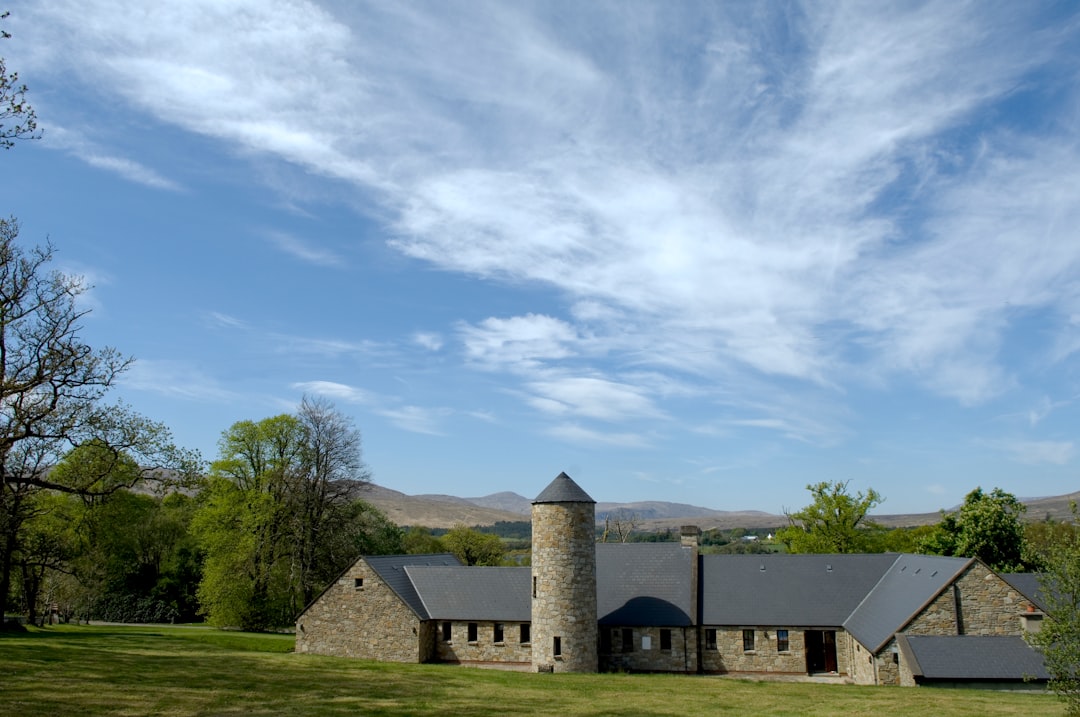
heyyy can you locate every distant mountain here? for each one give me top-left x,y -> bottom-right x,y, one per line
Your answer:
364,483 -> 1080,532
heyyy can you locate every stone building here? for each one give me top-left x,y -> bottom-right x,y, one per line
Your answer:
295,472 -> 1048,686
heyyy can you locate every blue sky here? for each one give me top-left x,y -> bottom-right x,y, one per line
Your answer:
3,1 -> 1079,514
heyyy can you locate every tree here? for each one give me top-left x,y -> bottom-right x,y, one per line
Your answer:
599,509 -> 639,543
1027,504 -> 1080,715
919,487 -> 1028,572
1,12 -> 40,149
194,401 -> 378,629
441,524 -> 505,566
0,220 -> 198,620
777,481 -> 884,554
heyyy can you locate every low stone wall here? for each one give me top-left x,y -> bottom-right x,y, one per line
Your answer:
295,558 -> 423,662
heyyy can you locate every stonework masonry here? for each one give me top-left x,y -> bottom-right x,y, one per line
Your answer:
296,558 -> 428,662
531,500 -> 598,672
600,626 -> 696,673
436,620 -> 532,667
862,562 -> 1036,685
700,627 -> 852,676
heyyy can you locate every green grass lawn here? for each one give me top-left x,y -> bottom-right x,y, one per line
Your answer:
0,624 -> 1061,716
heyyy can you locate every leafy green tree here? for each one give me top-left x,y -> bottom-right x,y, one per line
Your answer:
777,481 -> 884,554
194,401 -> 382,629
1027,504 -> 1080,715
441,524 -> 505,566
403,526 -> 445,555
919,487 -> 1028,572
0,219 -> 199,620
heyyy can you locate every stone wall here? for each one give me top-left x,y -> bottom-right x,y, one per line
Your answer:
435,620 -> 532,666
865,562 -> 1035,685
295,558 -> 422,662
599,626 -> 696,673
531,501 -> 598,672
699,627 -> 851,676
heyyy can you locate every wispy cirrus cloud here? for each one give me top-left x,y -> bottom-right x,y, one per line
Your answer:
263,230 -> 344,267
293,380 -> 450,436
44,125 -> 182,190
16,1 -> 1080,457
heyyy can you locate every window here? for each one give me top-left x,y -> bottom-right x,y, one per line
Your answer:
705,629 -> 717,650
599,628 -> 612,653
441,621 -> 451,642
660,629 -> 672,651
353,577 -> 364,589
532,576 -> 537,598
742,629 -> 755,652
493,623 -> 504,643
777,629 -> 789,652
622,628 -> 634,653
553,636 -> 562,657
467,622 -> 478,642
519,623 -> 530,644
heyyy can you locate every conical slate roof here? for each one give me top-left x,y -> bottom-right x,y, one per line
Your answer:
533,472 -> 595,504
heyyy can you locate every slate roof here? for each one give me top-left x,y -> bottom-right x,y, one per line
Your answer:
700,554 -> 897,627
896,635 -> 1050,681
844,554 -> 972,653
406,566 -> 530,621
597,543 -> 694,626
1001,573 -> 1049,612
365,554 -> 462,619
533,472 -> 595,504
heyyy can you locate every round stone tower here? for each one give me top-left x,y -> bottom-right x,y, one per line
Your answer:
531,471 -> 597,673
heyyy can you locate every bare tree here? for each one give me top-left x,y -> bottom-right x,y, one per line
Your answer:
599,509 -> 639,543
1,12 -> 40,149
0,219 -> 197,619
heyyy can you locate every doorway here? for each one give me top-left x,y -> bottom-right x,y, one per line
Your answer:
804,630 -> 837,673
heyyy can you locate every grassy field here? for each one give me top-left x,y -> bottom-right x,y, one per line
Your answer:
0,624 -> 1061,716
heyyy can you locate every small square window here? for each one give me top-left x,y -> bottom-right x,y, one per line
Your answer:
494,623 -> 504,643
777,629 -> 789,652
705,628 -> 717,650
660,629 -> 672,651
467,622 -> 478,642
519,623 -> 530,644
353,577 -> 364,589
742,629 -> 755,652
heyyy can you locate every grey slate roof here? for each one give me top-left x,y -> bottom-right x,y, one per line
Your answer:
896,635 -> 1050,681
700,554 -> 897,627
1001,573 -> 1049,612
597,543 -> 694,626
406,566 -> 530,621
533,472 -> 595,504
365,554 -> 462,619
844,554 -> 972,653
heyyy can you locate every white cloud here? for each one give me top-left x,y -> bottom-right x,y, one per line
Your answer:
1001,439 -> 1075,466
20,1 -> 1080,430
413,332 -> 444,351
524,376 -> 663,423
460,314 -> 582,369
291,380 -> 374,404
376,405 -> 449,436
121,360 -> 237,401
546,423 -> 651,448
263,230 -> 343,267
44,126 -> 182,190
